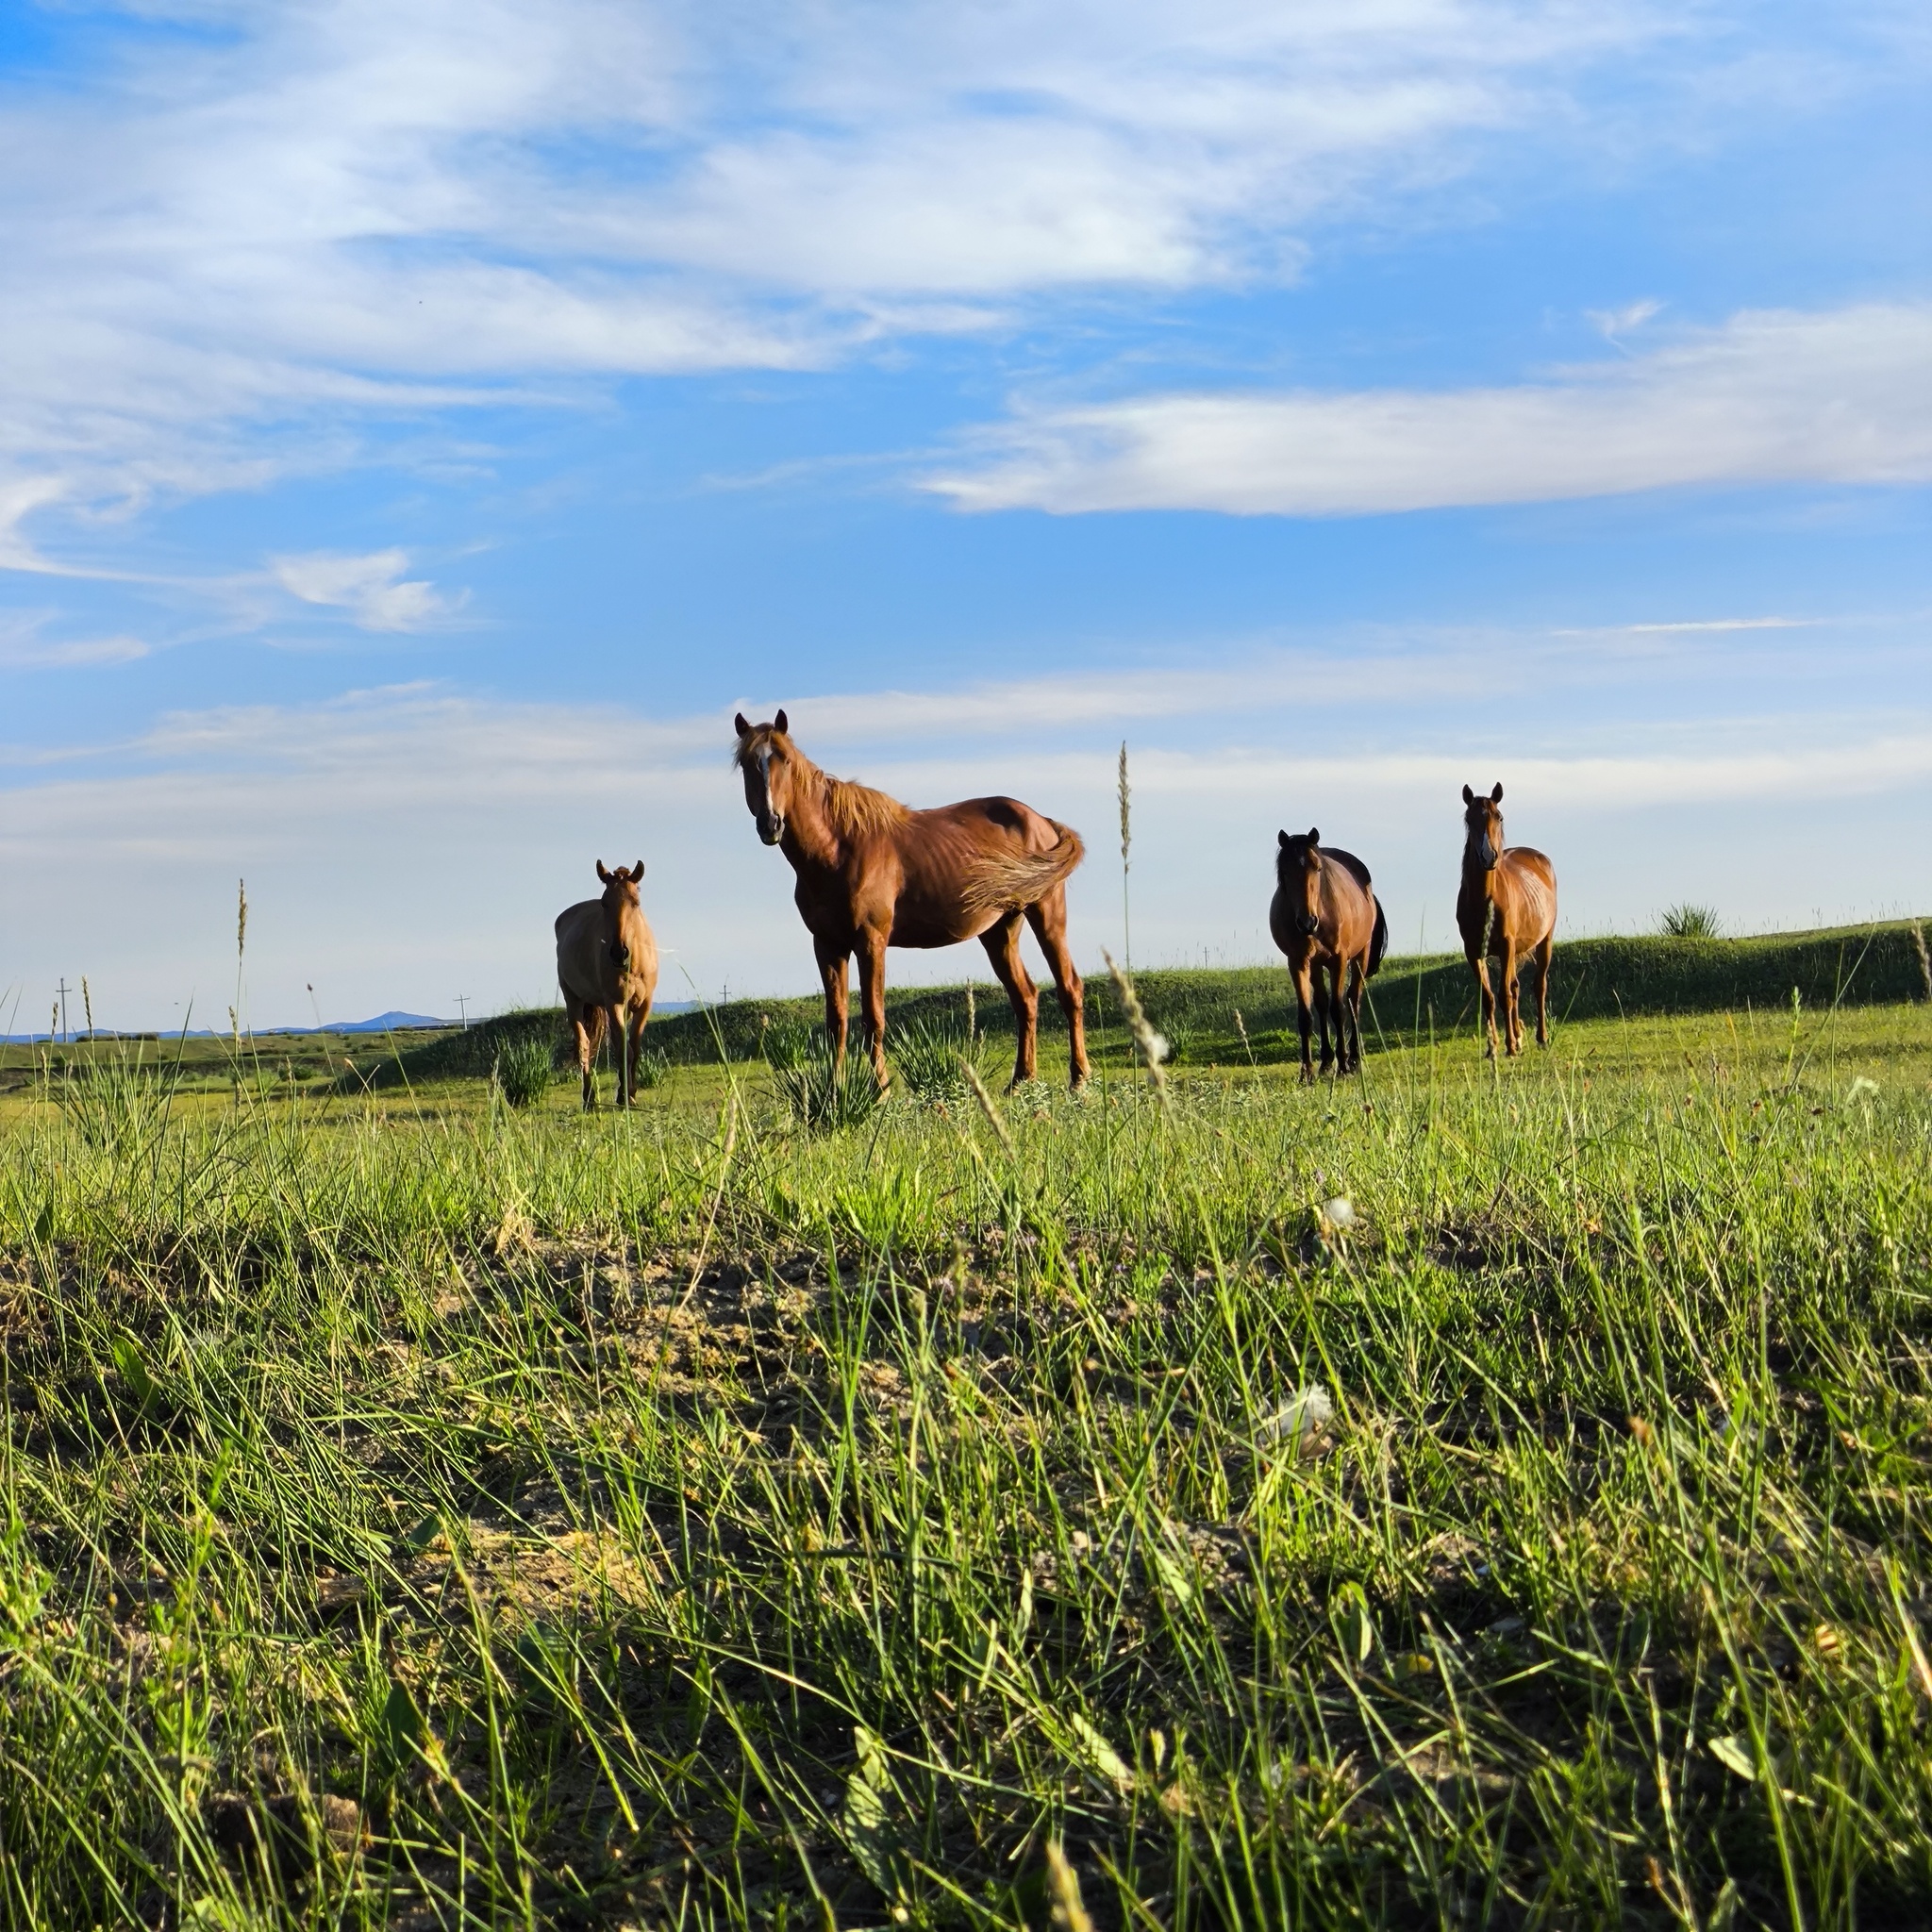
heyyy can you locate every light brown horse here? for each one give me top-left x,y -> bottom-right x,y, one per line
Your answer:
733,710 -> 1090,1090
1269,828 -> 1387,1081
1456,784 -> 1557,1057
555,860 -> 658,1108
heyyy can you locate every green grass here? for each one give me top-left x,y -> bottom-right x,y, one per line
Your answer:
333,915 -> 1932,1091
2,990 -> 1932,1927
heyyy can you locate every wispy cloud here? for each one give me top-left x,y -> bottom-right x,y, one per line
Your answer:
0,0 -> 1874,546
926,303 -> 1932,515
0,612 -> 149,670
269,550 -> 465,633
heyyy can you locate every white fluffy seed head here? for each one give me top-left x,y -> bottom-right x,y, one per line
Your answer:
1258,1384 -> 1335,1455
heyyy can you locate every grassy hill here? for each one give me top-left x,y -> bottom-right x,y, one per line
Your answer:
357,914 -> 1932,1087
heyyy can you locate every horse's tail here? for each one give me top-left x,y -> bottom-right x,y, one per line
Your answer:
965,819 -> 1086,912
1367,894 -> 1389,979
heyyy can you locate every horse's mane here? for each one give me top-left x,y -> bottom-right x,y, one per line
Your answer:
824,774 -> 911,838
735,729 -> 910,839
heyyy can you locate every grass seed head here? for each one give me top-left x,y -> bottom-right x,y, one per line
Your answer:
1101,948 -> 1168,1105
1045,1838 -> 1096,1932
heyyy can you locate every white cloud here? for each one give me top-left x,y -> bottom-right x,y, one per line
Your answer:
269,549 -> 463,631
1586,296 -> 1664,343
927,303 -> 1932,514
1,0 -> 1866,547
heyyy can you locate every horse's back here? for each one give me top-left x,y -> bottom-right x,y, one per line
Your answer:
919,794 -> 1058,849
1325,846 -> 1374,892
556,899 -> 598,943
1501,847 -> 1557,941
556,899 -> 607,1002
1324,847 -> 1379,958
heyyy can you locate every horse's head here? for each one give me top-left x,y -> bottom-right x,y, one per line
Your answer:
1461,783 -> 1504,871
595,859 -> 644,971
1276,828 -> 1324,938
733,708 -> 794,846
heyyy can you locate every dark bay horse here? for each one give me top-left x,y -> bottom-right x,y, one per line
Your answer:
555,859 -> 658,1108
733,710 -> 1090,1090
1456,784 -> 1557,1057
1269,828 -> 1387,1081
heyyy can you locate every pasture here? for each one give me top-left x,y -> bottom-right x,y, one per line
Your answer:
2,952 -> 1931,1928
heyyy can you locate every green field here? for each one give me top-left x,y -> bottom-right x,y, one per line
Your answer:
4,935 -> 1932,1928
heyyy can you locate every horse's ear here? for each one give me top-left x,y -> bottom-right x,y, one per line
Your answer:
595,859 -> 612,883
1278,829 -> 1290,848
631,860 -> 645,881
1307,826 -> 1320,847
1491,782 -> 1504,803
1461,784 -> 1474,805
774,708 -> 789,734
733,712 -> 751,738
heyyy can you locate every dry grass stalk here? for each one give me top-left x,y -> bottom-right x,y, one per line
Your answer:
1101,949 -> 1168,1107
1044,1839 -> 1096,1932
961,1058 -> 1015,1158
1913,922 -> 1932,1002
1117,741 -> 1132,970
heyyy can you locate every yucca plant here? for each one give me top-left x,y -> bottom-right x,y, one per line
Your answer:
766,1029 -> 879,1133
1658,902 -> 1723,939
889,1014 -> 991,1103
492,1032 -> 555,1109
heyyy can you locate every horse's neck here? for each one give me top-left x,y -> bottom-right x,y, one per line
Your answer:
780,772 -> 844,873
1460,854 -> 1500,909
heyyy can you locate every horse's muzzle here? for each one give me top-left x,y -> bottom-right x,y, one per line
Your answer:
1478,838 -> 1498,869
609,943 -> 631,971
758,812 -> 785,846
1296,913 -> 1320,938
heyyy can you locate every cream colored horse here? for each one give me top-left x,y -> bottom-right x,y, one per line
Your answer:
555,860 -> 658,1108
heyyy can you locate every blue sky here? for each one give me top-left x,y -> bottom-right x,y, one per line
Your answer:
2,0 -> 1929,1028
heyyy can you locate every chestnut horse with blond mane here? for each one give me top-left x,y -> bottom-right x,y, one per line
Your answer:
1457,783 -> 1557,1057
1270,828 -> 1387,1081
733,710 -> 1089,1090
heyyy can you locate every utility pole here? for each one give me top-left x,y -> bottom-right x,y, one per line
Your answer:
55,978 -> 71,1044
454,994 -> 471,1030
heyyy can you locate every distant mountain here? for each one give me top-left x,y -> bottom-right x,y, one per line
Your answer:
321,1011 -> 450,1033
6,1001 -> 701,1045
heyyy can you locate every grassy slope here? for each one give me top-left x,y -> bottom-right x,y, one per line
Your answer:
1,1004 -> 1930,1926
368,915 -> 1932,1088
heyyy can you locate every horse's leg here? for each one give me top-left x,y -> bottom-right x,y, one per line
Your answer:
1327,964 -> 1348,1076
1345,958 -> 1366,1073
856,927 -> 890,1090
1501,942 -> 1523,1056
1024,891 -> 1087,1090
625,996 -> 650,1105
1317,960 -> 1340,1077
980,913 -> 1039,1089
568,998 -> 597,1110
605,1005 -> 625,1100
1291,957 -> 1316,1083
1534,936 -> 1553,1047
814,940 -> 850,1069
1470,952 -> 1498,1058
